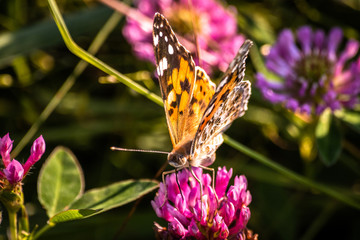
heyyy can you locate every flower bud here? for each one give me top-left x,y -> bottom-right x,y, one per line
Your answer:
0,133 -> 13,167
23,135 -> 45,174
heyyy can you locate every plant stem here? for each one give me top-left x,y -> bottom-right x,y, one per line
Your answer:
19,204 -> 29,234
224,135 -> 360,209
48,0 -> 163,106
8,210 -> 17,240
12,5 -> 124,158
33,224 -> 54,240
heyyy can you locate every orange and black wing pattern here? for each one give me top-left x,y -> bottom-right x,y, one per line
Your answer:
153,13 -> 216,147
190,40 -> 253,166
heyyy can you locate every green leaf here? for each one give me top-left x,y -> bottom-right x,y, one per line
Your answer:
45,179 -> 158,224
48,209 -> 101,224
70,179 -> 159,211
316,110 -> 342,166
43,179 -> 159,225
38,146 -> 84,218
336,110 -> 360,133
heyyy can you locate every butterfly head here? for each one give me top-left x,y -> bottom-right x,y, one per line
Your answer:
167,152 -> 189,168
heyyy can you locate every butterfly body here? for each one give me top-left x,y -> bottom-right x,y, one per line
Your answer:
153,13 -> 252,171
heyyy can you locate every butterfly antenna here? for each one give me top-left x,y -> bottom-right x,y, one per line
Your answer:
110,147 -> 169,155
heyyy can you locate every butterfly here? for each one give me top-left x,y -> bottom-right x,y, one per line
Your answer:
153,12 -> 252,177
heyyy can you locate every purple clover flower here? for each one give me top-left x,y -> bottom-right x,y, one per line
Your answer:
152,167 -> 253,239
3,160 -> 24,184
0,133 -> 13,167
23,135 -> 46,175
256,26 -> 360,115
122,0 -> 245,74
0,134 -> 45,184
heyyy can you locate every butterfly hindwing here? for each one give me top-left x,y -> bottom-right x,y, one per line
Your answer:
190,40 -> 253,166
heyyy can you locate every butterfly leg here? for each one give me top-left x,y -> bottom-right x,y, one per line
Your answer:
161,168 -> 185,208
189,166 -> 204,217
199,165 -> 219,204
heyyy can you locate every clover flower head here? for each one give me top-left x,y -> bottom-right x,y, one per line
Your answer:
152,167 -> 253,239
256,26 -> 360,116
3,160 -> 24,184
0,134 -> 45,185
123,0 -> 245,74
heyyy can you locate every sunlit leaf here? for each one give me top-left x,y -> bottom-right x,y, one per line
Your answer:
41,179 -> 158,225
70,179 -> 159,210
316,110 -> 342,166
336,110 -> 360,133
38,147 -> 84,218
49,209 -> 101,224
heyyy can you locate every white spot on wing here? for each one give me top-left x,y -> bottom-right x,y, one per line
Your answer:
168,44 -> 174,55
156,66 -> 160,76
153,35 -> 159,46
165,36 -> 168,42
159,57 -> 168,76
217,78 -> 227,90
168,90 -> 176,103
159,64 -> 163,76
204,103 -> 215,117
231,66 -> 236,73
159,31 -> 163,37
162,57 -> 168,70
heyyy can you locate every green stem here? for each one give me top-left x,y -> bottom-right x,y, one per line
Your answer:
223,135 -> 360,209
12,6 -> 124,157
47,0 -> 162,106
8,210 -> 17,240
33,224 -> 54,240
19,204 -> 29,235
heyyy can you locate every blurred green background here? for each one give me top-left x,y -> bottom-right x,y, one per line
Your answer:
0,0 -> 360,239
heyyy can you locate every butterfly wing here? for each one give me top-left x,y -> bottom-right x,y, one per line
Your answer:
190,40 -> 253,166
153,13 -> 216,148
185,66 -> 216,138
153,13 -> 196,146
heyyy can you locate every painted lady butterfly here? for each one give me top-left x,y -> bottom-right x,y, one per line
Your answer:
153,13 -> 252,174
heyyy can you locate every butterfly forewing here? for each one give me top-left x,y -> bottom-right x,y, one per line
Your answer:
190,40 -> 253,166
153,13 -> 197,146
153,13 -> 217,153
